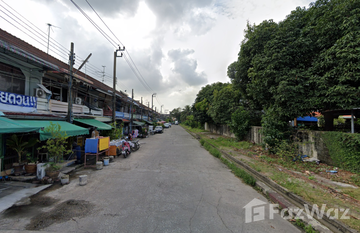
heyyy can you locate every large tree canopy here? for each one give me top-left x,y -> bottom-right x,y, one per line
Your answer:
229,0 -> 360,120
193,82 -> 228,124
208,84 -> 241,125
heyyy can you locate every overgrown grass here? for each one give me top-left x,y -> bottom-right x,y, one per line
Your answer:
295,219 -> 318,233
210,137 -> 253,150
181,124 -> 206,133
202,142 -> 256,186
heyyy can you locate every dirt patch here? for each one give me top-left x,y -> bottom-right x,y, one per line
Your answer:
26,199 -> 94,230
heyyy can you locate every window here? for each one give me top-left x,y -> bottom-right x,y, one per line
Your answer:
0,62 -> 25,94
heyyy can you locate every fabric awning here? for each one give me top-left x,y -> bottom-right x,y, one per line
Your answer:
0,117 -> 41,134
121,119 -> 130,122
143,120 -> 154,125
74,118 -> 112,131
94,116 -> 113,122
14,120 -> 89,141
132,121 -> 145,126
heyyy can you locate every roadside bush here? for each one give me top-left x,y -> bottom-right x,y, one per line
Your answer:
261,107 -> 292,153
322,132 -> 360,174
230,106 -> 251,140
200,138 -> 205,146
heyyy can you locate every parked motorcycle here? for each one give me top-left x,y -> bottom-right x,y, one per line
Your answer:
125,137 -> 140,152
119,139 -> 131,158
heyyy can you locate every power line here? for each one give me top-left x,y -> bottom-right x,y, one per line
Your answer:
84,0 -> 160,102
0,0 -> 70,56
85,0 -> 124,47
70,0 -> 118,48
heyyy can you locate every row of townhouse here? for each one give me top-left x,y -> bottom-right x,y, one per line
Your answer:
0,28 -> 159,172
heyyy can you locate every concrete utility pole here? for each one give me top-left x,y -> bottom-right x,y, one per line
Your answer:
130,89 -> 134,134
147,102 -> 150,121
112,46 -> 125,124
151,93 -> 156,111
140,97 -> 143,121
161,105 -> 164,114
67,42 -> 74,123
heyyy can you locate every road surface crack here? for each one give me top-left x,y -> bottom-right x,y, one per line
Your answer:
189,190 -> 204,233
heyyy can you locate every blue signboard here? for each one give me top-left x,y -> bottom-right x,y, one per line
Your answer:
0,91 -> 37,108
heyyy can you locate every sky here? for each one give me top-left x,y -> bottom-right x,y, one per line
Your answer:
0,0 -> 313,113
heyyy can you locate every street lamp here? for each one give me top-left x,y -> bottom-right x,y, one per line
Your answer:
152,93 -> 156,111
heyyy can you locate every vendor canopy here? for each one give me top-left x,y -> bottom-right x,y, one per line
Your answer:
132,121 -> 145,126
14,120 -> 89,141
74,118 -> 112,131
0,117 -> 41,133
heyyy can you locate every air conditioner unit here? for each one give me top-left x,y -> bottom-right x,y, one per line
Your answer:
35,88 -> 46,98
75,97 -> 82,105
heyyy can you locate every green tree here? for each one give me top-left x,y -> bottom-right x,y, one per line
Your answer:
170,107 -> 181,122
208,84 -> 240,125
229,0 -> 360,129
193,82 -> 227,125
230,107 -> 251,140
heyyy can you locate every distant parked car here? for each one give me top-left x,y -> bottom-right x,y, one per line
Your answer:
175,121 -> 178,125
154,126 -> 163,133
164,123 -> 170,128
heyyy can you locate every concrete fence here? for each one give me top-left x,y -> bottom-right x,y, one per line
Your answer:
205,122 -> 332,165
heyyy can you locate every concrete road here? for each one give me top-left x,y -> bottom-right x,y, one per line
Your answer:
0,126 -> 300,233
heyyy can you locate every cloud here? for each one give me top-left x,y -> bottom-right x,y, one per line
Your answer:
168,49 -> 208,86
74,0 -> 141,17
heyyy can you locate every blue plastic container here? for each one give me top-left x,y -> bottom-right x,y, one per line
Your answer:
103,157 -> 109,166
85,138 -> 99,153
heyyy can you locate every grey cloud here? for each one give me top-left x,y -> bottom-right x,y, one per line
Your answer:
189,12 -> 216,35
168,49 -> 207,86
69,0 -> 140,17
146,0 -> 214,25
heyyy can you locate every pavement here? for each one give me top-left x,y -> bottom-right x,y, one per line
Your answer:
0,182 -> 51,213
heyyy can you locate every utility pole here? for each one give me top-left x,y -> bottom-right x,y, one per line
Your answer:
161,105 -> 164,114
140,97 -> 143,121
112,46 -> 125,124
152,93 -> 156,110
130,89 -> 134,134
147,102 -> 150,121
67,42 -> 74,123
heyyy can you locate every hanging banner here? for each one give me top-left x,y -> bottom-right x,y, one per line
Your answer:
0,91 -> 37,113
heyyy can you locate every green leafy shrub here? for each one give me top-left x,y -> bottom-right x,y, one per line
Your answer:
322,132 -> 360,174
38,122 -> 72,171
102,122 -> 123,140
230,106 -> 251,140
200,138 -> 205,146
261,107 -> 292,153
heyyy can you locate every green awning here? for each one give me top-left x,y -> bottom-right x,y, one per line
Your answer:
74,118 -> 112,131
132,121 -> 145,126
0,117 -> 41,134
15,120 -> 89,141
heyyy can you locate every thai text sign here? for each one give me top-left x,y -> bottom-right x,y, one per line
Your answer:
0,91 -> 37,112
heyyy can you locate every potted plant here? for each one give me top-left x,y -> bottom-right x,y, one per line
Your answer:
25,153 -> 37,174
38,122 -> 72,179
6,134 -> 38,175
